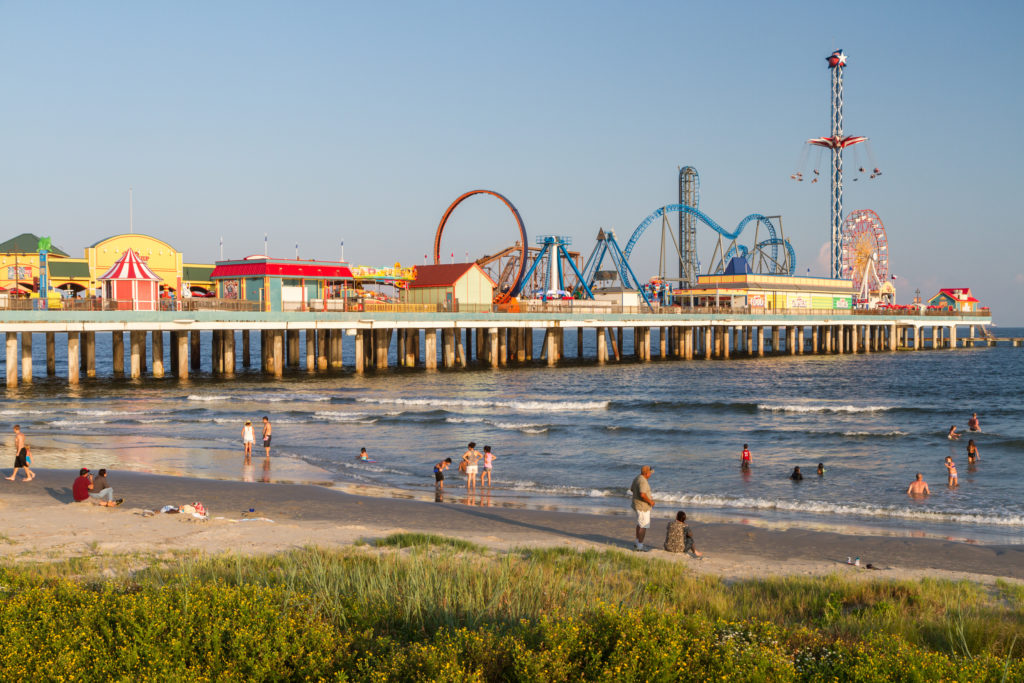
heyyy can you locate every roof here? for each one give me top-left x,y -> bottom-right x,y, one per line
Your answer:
98,248 -> 163,281
48,260 -> 91,278
0,233 -> 70,257
409,263 -> 496,289
183,265 -> 215,281
87,233 -> 174,251
934,288 -> 979,303
210,259 -> 353,280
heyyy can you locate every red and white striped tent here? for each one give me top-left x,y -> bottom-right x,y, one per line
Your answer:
98,248 -> 163,311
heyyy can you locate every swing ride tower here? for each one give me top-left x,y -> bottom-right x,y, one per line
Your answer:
807,50 -> 867,280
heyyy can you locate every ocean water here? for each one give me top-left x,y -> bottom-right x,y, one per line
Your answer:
2,326 -> 1022,544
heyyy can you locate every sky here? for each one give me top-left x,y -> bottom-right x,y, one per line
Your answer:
1,1 -> 1022,322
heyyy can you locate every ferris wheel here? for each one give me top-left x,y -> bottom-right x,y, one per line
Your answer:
839,209 -> 888,292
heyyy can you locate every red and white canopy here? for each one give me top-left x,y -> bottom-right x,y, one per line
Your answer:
98,248 -> 162,282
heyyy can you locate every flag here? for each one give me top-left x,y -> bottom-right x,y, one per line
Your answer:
891,274 -> 898,280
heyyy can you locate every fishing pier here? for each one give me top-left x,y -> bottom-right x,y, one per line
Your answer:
0,306 -> 995,387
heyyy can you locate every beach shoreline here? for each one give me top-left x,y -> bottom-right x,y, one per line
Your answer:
1,469 -> 1021,583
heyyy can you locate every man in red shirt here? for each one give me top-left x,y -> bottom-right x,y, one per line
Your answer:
72,468 -> 93,502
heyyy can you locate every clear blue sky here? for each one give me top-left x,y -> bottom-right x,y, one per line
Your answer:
2,1 -> 1021,322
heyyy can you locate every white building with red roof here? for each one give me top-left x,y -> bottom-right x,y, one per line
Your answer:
98,248 -> 162,311
402,263 -> 496,311
927,288 -> 982,313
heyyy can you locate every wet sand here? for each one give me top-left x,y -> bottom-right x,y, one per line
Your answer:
1,469 -> 1021,583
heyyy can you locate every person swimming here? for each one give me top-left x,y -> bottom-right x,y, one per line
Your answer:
947,425 -> 960,440
816,462 -> 825,476
790,466 -> 803,481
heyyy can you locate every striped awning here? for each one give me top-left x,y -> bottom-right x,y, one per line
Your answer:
98,248 -> 163,282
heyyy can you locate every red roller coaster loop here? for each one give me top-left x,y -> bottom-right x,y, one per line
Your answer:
433,189 -> 528,304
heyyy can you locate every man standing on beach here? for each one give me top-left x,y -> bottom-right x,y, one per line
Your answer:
907,473 -> 930,497
261,416 -> 272,459
630,465 -> 655,551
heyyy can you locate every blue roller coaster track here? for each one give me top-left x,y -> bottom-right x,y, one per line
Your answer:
623,204 -> 782,272
725,238 -> 797,276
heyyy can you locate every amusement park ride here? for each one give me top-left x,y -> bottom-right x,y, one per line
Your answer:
428,50 -> 892,309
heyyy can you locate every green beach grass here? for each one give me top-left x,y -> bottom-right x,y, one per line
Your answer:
0,534 -> 1021,680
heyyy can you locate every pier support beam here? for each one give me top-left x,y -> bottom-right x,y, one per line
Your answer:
771,327 -> 780,354
597,327 -> 607,363
489,327 -> 500,368
175,331 -> 189,379
67,333 -> 79,385
20,332 -> 32,383
6,333 -> 17,387
189,331 -> 200,371
46,332 -> 56,375
272,330 -> 284,378
242,330 -> 251,368
354,330 -> 365,373
305,330 -> 315,372
112,331 -> 125,377
152,331 -> 164,378
316,330 -> 328,370
224,330 -> 235,377
426,329 -> 438,369
130,331 -> 142,379
704,327 -> 713,360
546,328 -> 558,366
442,329 -> 455,368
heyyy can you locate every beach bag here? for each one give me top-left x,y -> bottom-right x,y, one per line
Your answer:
458,460 -> 467,473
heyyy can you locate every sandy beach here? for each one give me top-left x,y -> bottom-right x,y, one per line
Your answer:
1,469 -> 1021,583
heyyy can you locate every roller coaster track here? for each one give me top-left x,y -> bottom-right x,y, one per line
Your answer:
624,204 -> 780,267
725,238 -> 797,276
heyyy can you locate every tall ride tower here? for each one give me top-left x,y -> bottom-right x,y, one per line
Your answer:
807,50 -> 867,279
677,166 -> 699,286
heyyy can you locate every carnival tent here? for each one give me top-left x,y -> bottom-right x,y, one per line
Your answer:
98,248 -> 162,311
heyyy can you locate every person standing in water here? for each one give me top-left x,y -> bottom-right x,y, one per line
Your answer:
945,456 -> 958,488
967,412 -> 980,432
907,473 -> 930,497
461,442 -> 482,492
261,416 -> 272,458
481,446 -> 496,487
740,444 -> 752,470
241,420 -> 255,463
947,425 -> 960,440
966,439 -> 979,464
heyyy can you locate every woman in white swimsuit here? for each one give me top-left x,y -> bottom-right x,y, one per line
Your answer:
241,420 -> 255,460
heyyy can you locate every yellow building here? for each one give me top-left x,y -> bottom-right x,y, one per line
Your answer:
0,231 -> 214,296
673,273 -> 855,310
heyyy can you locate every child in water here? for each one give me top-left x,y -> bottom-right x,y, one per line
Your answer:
740,444 -> 752,470
945,456 -> 958,488
947,425 -> 960,440
358,447 -> 371,462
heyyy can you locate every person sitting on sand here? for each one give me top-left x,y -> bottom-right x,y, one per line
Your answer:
790,466 -> 803,481
947,425 -> 960,440
71,468 -> 121,507
945,456 -> 958,488
967,439 -> 979,464
907,472 -> 930,497
664,510 -> 703,558
967,412 -> 980,432
740,444 -> 752,470
434,457 -> 452,490
88,468 -> 124,507
817,462 -> 825,476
